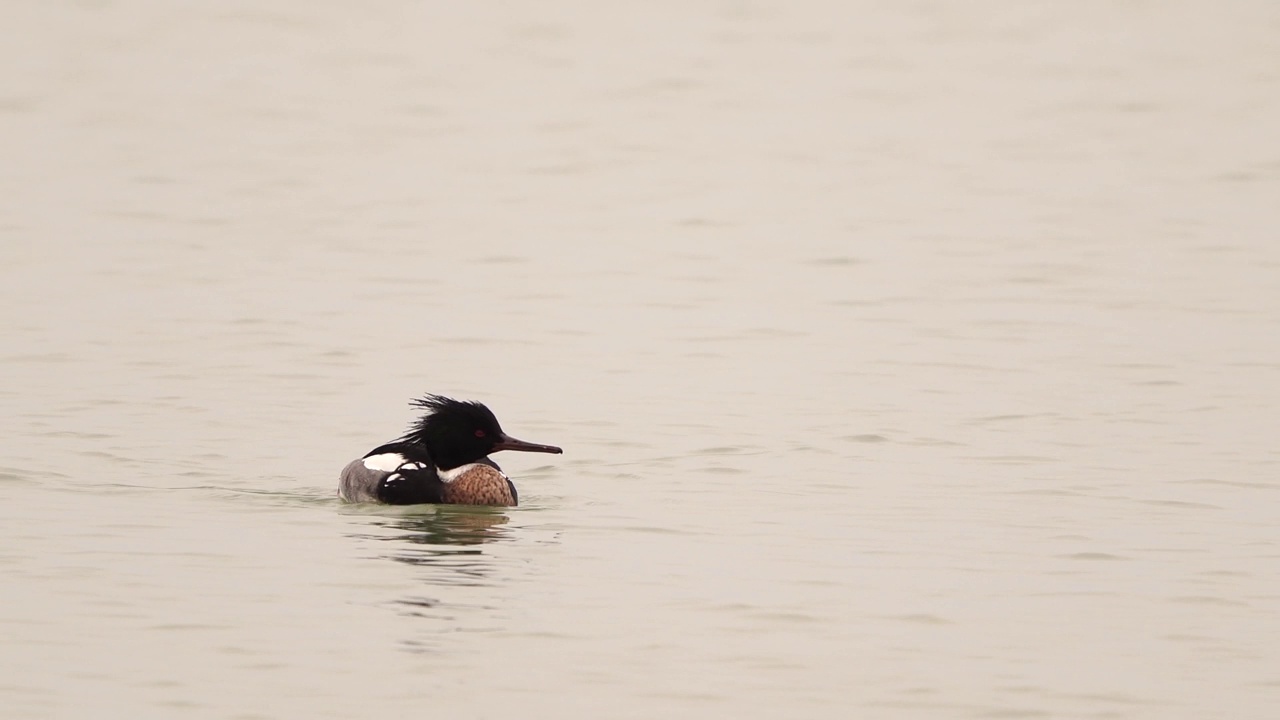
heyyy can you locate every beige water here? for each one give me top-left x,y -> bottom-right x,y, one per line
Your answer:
3,2 -> 1279,718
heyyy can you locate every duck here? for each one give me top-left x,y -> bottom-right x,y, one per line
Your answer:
338,394 -> 562,506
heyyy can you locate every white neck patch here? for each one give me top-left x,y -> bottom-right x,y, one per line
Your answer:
436,462 -> 506,483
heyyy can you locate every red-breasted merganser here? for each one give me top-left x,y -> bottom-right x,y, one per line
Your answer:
338,395 -> 562,506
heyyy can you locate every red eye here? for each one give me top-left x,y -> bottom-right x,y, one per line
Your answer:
474,430 -> 486,438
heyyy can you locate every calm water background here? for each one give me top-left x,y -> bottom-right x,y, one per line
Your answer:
3,2 -> 1279,718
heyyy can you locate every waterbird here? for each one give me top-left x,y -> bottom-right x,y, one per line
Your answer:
338,394 -> 563,506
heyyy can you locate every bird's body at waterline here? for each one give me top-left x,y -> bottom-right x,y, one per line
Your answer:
338,395 -> 562,506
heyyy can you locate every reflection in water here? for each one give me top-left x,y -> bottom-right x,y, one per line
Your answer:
346,507 -> 517,648
375,506 -> 512,547
347,505 -> 513,588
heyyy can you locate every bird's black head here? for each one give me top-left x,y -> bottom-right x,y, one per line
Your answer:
400,394 -> 563,470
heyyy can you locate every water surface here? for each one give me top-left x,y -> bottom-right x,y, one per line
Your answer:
3,2 -> 1279,718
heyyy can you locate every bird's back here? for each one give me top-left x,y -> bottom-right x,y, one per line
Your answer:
338,442 -> 444,504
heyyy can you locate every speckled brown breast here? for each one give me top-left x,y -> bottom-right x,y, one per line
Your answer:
441,465 -> 517,506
